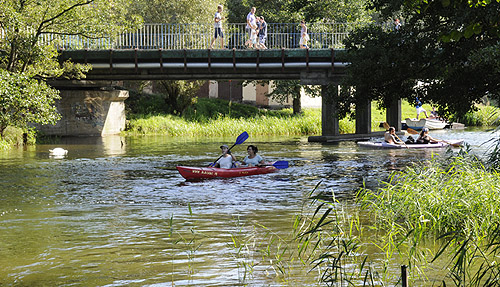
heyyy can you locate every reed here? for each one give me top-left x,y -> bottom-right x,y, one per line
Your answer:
355,154 -> 500,286
461,105 -> 499,127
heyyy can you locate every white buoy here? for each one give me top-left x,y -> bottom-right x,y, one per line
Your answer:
49,147 -> 68,157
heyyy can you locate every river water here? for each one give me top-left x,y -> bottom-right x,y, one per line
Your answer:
0,129 -> 495,286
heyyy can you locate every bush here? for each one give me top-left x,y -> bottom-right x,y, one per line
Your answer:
182,98 -> 260,122
125,90 -> 168,116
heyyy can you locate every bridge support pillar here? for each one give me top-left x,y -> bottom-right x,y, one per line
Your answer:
386,99 -> 402,131
321,85 -> 339,136
39,82 -> 128,136
355,99 -> 371,134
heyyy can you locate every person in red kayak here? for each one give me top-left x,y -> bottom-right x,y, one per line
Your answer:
243,145 -> 265,167
215,144 -> 238,168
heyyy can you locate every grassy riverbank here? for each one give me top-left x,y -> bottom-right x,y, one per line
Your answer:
126,97 -> 499,136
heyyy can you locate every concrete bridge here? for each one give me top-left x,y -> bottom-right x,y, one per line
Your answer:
47,47 -> 401,139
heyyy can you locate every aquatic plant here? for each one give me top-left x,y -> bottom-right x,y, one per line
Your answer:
355,154 -> 500,286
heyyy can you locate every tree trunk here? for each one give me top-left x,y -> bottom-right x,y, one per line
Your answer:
292,97 -> 302,114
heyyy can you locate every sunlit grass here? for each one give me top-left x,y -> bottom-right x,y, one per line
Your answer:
358,155 -> 500,239
353,154 -> 500,286
127,109 -> 324,136
126,100 -> 434,136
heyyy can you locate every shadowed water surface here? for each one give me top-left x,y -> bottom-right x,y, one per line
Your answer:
0,129 -> 494,286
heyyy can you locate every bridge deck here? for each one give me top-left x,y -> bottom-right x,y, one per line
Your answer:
59,48 -> 347,82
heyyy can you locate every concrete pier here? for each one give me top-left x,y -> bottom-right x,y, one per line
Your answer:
39,81 -> 128,136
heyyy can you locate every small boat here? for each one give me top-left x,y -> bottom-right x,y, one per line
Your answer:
405,118 -> 447,130
357,139 -> 464,149
177,165 -> 278,180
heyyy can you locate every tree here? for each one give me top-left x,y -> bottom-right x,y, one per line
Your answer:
226,0 -> 372,23
160,80 -> 205,115
0,70 -> 60,137
338,0 -> 500,119
263,80 -> 320,114
127,0 -> 223,23
0,0 -> 140,138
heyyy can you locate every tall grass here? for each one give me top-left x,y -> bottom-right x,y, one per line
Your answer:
126,109 -> 324,136
126,99 -> 452,136
461,105 -> 499,127
355,153 -> 500,286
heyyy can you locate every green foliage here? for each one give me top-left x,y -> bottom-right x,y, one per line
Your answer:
0,69 -> 60,137
159,80 -> 205,116
0,0 -> 140,75
226,0 -> 372,23
183,98 -> 261,122
339,0 -> 500,120
0,126 -> 29,150
0,0 -> 141,146
356,154 -> 500,285
127,98 -> 494,136
126,108 -> 322,136
125,90 -> 168,115
126,80 -> 204,117
461,105 -> 499,126
127,0 -> 224,23
264,80 -> 321,114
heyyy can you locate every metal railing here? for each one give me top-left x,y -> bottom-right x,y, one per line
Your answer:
36,23 -> 368,50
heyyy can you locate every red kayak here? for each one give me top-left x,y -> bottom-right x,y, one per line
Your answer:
176,165 -> 278,180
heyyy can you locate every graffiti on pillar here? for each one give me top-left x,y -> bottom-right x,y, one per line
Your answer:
71,99 -> 105,128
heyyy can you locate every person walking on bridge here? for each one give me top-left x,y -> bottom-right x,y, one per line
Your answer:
299,20 -> 309,48
258,16 -> 268,49
209,5 -> 225,49
245,7 -> 257,48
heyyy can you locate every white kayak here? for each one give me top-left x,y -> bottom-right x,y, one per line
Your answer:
357,139 -> 464,149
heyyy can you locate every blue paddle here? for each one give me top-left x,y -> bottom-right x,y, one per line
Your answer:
209,131 -> 249,167
271,161 -> 289,169
256,161 -> 289,169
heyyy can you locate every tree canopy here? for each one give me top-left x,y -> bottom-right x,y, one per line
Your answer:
226,0 -> 372,23
338,0 -> 500,119
127,0 -> 223,23
0,70 -> 60,137
0,0 -> 141,138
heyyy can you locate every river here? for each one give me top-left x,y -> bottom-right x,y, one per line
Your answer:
0,128 -> 495,286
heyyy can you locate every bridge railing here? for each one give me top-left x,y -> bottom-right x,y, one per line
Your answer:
38,23 -> 369,50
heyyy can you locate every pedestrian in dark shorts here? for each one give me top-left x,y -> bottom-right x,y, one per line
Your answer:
210,5 -> 225,49
258,16 -> 267,49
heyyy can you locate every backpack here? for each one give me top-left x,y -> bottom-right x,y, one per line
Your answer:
405,136 -> 415,144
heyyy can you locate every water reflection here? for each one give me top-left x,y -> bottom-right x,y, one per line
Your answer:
0,129 -> 496,286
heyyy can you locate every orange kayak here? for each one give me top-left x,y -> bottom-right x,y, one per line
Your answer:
176,165 -> 278,180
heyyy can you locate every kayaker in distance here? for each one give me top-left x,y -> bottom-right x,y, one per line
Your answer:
384,127 -> 405,145
417,127 -> 441,144
215,144 -> 238,168
243,145 -> 265,167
